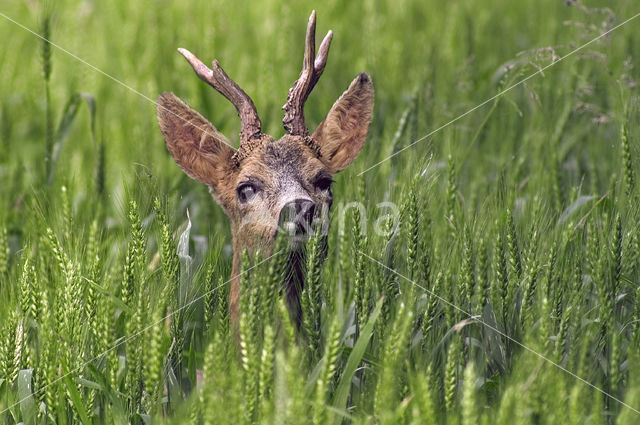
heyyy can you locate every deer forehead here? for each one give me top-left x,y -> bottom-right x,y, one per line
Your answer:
236,136 -> 327,192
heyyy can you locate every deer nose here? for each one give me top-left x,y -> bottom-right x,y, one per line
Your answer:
279,199 -> 316,236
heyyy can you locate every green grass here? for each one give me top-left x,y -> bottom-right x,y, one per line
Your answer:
1,0 -> 640,423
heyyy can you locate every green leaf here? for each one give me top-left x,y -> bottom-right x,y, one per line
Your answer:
48,92 -> 96,184
75,377 -> 104,391
332,296 -> 384,419
17,369 -> 36,425
133,412 -> 152,425
166,365 -> 183,409
86,364 -> 127,424
81,276 -> 132,315
557,195 -> 597,225
177,213 -> 193,276
63,369 -> 92,425
305,350 -> 326,396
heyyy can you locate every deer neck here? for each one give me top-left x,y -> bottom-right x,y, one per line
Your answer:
228,225 -> 323,328
228,223 -> 279,325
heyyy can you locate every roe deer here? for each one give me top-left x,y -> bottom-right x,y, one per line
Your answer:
157,11 -> 374,326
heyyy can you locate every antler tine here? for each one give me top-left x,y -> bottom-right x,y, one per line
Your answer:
283,11 -> 333,136
303,11 -> 316,78
178,48 -> 262,144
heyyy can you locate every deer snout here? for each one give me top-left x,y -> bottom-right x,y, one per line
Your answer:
278,199 -> 316,237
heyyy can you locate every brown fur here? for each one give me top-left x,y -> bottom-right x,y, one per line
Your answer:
313,73 -> 375,173
157,24 -> 374,327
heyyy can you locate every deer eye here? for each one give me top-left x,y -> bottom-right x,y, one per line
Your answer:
314,176 -> 333,192
237,183 -> 258,203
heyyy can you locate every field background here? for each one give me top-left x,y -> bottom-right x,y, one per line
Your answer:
1,0 -> 640,424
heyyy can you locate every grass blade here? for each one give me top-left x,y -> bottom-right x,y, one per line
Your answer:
48,92 -> 96,184
63,371 -> 92,425
332,296 -> 384,417
17,369 -> 36,425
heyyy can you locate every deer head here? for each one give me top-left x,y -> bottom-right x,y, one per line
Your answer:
157,11 -> 374,325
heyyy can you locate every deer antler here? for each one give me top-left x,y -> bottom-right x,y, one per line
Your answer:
178,48 -> 263,163
282,10 -> 333,137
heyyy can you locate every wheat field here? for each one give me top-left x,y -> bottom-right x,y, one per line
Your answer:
1,0 -> 640,424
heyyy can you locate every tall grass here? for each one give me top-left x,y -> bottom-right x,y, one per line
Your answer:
1,0 -> 640,424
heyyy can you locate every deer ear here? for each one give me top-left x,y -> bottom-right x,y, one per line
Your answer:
157,92 -> 236,187
312,73 -> 374,173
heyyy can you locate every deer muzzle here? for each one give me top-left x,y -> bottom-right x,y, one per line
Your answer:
278,198 -> 316,245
